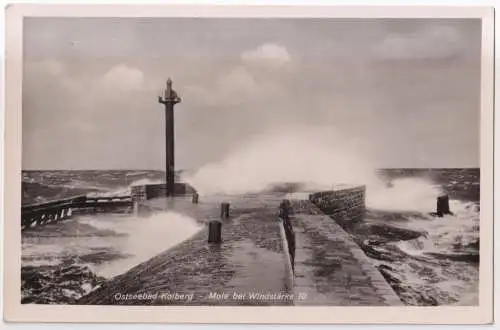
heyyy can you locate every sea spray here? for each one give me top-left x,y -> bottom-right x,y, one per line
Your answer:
86,212 -> 203,278
22,210 -> 203,304
87,188 -> 131,198
361,196 -> 479,306
183,126 -> 381,196
129,178 -> 164,187
366,178 -> 444,212
86,178 -> 164,198
393,199 -> 480,257
181,125 -> 447,215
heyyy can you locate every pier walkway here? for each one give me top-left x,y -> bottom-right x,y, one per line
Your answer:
78,193 -> 402,306
78,194 -> 292,306
289,200 -> 402,306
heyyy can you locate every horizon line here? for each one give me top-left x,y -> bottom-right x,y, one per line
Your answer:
21,166 -> 481,171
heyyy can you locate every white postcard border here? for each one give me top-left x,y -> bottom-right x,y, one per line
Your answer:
3,4 -> 495,324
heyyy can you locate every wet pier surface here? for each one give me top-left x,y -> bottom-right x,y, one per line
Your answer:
78,194 -> 401,306
78,194 -> 293,305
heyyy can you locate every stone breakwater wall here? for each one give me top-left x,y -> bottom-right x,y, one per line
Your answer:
283,186 -> 402,305
309,186 -> 366,223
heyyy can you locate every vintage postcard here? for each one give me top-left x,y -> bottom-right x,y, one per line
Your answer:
3,4 -> 495,324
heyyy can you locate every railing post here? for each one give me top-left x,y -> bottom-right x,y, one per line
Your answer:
35,214 -> 43,226
24,218 -> 31,230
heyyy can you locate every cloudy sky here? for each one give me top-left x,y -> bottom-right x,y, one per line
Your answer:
22,18 -> 481,170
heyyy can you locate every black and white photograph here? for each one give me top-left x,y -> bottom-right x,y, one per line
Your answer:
3,4 -> 494,325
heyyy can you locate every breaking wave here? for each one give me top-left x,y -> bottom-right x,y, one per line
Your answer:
81,212 -> 202,278
183,126 -> 379,196
356,187 -> 479,306
366,178 -> 444,212
86,178 -> 164,198
22,211 -> 202,303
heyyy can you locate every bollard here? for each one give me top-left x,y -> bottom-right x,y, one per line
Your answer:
436,195 -> 452,217
220,202 -> 230,219
192,192 -> 199,204
208,220 -> 222,243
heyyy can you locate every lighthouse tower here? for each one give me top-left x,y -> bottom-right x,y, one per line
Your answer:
158,78 -> 181,196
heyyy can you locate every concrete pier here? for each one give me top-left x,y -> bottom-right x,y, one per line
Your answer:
289,200 -> 402,306
77,188 -> 402,306
78,195 -> 292,306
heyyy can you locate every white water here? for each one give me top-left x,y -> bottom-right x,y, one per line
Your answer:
22,211 -> 203,279
366,178 -> 444,212
129,178 -> 164,187
183,126 -> 380,196
365,195 -> 479,306
86,178 -> 164,198
401,200 -> 478,253
89,212 -> 202,278
181,126 -> 450,213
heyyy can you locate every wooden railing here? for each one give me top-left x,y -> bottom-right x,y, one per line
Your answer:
22,196 -> 82,231
21,195 -> 133,231
22,182 -> 196,231
75,195 -> 133,213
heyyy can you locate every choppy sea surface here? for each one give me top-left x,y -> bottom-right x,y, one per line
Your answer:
357,168 -> 479,306
21,168 -> 479,306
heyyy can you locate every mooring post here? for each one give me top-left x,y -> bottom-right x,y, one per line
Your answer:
220,202 -> 230,219
192,192 -> 199,204
208,220 -> 222,243
436,195 -> 451,217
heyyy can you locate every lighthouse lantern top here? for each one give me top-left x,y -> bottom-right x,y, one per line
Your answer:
159,78 -> 181,104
